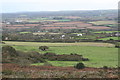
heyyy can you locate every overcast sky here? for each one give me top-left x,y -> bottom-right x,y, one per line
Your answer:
1,0 -> 119,13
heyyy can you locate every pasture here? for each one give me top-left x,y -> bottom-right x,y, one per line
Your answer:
94,31 -> 119,33
3,41 -> 118,68
28,18 -> 71,22
19,32 -> 31,34
89,21 -> 117,25
33,32 -> 61,35
98,37 -> 119,40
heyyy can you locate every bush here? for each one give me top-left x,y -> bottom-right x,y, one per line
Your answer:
109,38 -> 114,40
2,42 -> 5,44
39,46 -> 49,51
16,57 -> 31,66
82,58 -> 89,61
2,69 -> 14,75
43,53 -> 88,61
74,62 -> 85,69
115,44 -> 120,48
2,45 -> 18,56
2,47 -> 46,64
103,66 -> 108,69
44,52 -> 56,56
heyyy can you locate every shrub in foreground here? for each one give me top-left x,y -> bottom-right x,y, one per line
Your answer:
115,44 -> 120,48
103,66 -> 108,69
39,46 -> 49,51
74,62 -> 85,69
2,69 -> 14,75
2,45 -> 17,56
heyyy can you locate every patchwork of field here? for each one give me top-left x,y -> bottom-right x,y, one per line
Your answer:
4,27 -> 30,29
41,21 -> 111,30
42,21 -> 92,27
3,41 -> 118,68
3,21 -> 113,30
3,23 -> 40,29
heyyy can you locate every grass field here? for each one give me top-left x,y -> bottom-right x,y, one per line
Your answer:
28,19 -> 71,22
3,41 -> 114,47
19,32 -> 31,34
89,21 -> 117,25
98,37 -> 118,40
33,32 -> 61,35
94,31 -> 119,33
3,41 -> 118,68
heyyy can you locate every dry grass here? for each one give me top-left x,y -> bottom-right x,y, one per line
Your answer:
3,41 -> 114,47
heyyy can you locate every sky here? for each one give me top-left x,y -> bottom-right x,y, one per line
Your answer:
1,0 -> 119,13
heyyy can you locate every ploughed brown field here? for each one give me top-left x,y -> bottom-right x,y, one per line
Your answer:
63,16 -> 81,19
2,63 -> 118,78
4,27 -> 30,29
4,24 -> 40,27
42,21 -> 92,27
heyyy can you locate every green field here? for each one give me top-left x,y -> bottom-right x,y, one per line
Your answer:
98,37 -> 119,40
19,32 -> 31,34
28,19 -> 71,22
89,21 -> 117,25
33,32 -> 61,35
94,31 -> 119,33
3,41 -> 118,68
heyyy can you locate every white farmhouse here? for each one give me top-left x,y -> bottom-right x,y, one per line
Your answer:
77,34 -> 83,36
61,35 -> 65,37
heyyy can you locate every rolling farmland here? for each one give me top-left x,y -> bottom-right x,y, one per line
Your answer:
3,41 -> 118,68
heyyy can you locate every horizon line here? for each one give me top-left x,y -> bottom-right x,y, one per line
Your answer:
1,9 -> 117,14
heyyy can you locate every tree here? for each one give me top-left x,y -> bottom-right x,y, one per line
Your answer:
39,46 -> 49,51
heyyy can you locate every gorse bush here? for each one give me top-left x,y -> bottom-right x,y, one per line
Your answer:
43,53 -> 89,61
2,45 -> 17,56
115,43 -> 120,48
103,66 -> 108,69
2,45 -> 46,64
2,69 -> 14,75
39,46 -> 49,51
74,62 -> 85,69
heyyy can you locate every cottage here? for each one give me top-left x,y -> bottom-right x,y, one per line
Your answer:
77,34 -> 83,36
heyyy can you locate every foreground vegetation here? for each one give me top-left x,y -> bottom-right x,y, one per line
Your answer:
3,41 -> 118,68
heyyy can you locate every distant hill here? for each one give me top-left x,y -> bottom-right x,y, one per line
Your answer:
2,9 -> 117,21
